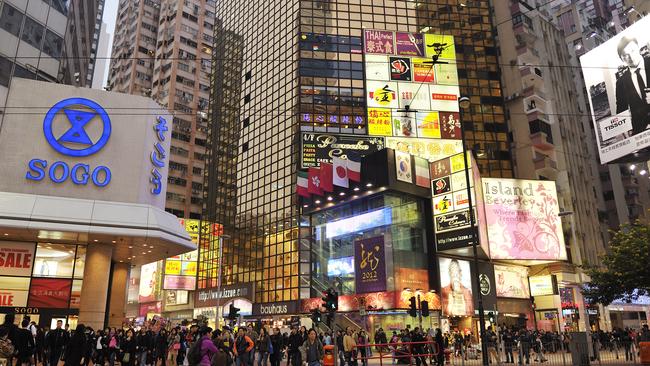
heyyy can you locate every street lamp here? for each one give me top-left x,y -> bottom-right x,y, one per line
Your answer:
458,96 -> 489,366
216,234 -> 231,327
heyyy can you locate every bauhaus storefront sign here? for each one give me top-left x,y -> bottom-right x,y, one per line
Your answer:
252,301 -> 298,316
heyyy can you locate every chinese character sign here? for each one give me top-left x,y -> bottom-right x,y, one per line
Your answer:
150,116 -> 168,195
354,236 -> 387,293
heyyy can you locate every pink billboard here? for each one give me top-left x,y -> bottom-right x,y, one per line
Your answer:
482,178 -> 567,260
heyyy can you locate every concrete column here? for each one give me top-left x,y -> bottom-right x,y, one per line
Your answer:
78,243 -> 113,330
107,262 -> 129,328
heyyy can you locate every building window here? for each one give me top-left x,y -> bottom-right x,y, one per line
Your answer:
32,243 -> 80,278
0,57 -> 12,86
50,0 -> 68,15
0,4 -> 23,37
21,16 -> 44,49
42,30 -> 63,59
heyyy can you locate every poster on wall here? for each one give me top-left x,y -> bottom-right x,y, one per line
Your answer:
395,268 -> 429,291
395,150 -> 413,183
482,178 -> 566,260
385,137 -> 463,162
163,275 -> 196,291
494,264 -> 531,299
28,278 -> 72,308
473,262 -> 497,310
580,15 -> 650,163
439,257 -> 474,316
0,241 -> 35,276
0,276 -> 30,307
354,236 -> 387,293
139,261 -> 162,303
529,275 -> 558,296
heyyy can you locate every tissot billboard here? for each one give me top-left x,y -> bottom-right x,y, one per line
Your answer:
581,15 -> 650,163
0,79 -> 172,208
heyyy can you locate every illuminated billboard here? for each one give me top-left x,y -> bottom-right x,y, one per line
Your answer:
164,250 -> 198,290
363,30 -> 462,156
325,207 -> 392,238
439,257 -> 473,316
494,265 -> 530,299
580,15 -> 650,163
139,261 -> 162,303
482,178 -> 566,261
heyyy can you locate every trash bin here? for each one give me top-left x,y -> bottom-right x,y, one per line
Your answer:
324,345 -> 335,366
640,342 -> 650,365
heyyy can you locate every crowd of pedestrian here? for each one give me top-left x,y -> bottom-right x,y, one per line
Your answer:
2,313 -> 649,366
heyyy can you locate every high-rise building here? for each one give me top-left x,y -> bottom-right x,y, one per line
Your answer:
202,0 -> 512,313
108,0 -> 215,219
61,0 -> 105,87
0,0 -> 103,117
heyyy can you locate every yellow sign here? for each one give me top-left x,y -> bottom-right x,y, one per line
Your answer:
416,111 -> 441,138
165,260 -> 181,275
371,85 -> 396,106
450,152 -> 471,172
368,108 -> 393,136
424,34 -> 456,60
181,261 -> 197,276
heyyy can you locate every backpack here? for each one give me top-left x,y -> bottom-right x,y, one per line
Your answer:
0,334 -> 15,358
187,339 -> 203,366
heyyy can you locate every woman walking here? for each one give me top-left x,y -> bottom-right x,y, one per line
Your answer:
167,328 -> 181,366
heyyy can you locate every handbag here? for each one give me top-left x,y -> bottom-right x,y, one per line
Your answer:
173,343 -> 181,351
122,353 -> 131,363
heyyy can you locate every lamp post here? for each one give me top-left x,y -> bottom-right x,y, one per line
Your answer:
215,234 -> 230,327
458,96 -> 489,366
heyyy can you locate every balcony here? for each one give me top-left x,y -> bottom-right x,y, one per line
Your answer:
529,119 -> 554,150
513,15 -> 536,45
520,65 -> 544,91
533,152 -> 558,176
517,45 -> 540,66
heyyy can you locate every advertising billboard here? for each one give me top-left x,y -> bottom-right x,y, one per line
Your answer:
364,30 -> 462,157
494,265 -> 530,299
300,133 -> 385,168
432,153 -> 483,251
439,257 -> 473,316
163,250 -> 197,290
354,236 -> 387,293
0,277 -> 30,307
0,241 -> 35,277
28,278 -> 72,308
580,15 -> 650,163
482,178 -> 566,260
529,275 -> 558,296
385,137 -> 463,162
139,261 -> 162,303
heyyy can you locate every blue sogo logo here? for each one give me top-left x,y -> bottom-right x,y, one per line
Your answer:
26,97 -> 112,187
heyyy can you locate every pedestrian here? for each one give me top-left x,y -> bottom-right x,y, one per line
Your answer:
411,328 -> 426,366
486,327 -> 500,365
121,329 -> 137,366
156,329 -> 169,366
0,314 -> 18,366
45,320 -> 70,366
503,328 -> 514,364
168,328 -> 181,366
343,328 -> 356,366
107,328 -> 120,366
233,328 -> 254,366
14,318 -> 34,366
63,324 -> 87,366
287,327 -> 302,366
434,329 -> 444,366
300,329 -> 323,366
256,328 -> 270,366
269,328 -> 282,366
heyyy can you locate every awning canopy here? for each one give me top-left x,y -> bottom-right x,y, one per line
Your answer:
0,191 -> 194,265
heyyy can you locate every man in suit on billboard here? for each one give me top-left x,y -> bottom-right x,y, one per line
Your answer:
615,36 -> 650,134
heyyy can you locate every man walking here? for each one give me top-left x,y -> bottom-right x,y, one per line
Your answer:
301,329 -> 324,366
46,320 -> 68,366
234,328 -> 254,366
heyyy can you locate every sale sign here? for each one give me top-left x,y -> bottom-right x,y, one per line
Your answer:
0,290 -> 28,307
28,278 -> 72,308
0,241 -> 35,276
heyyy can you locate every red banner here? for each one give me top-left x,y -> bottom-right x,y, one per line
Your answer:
28,278 -> 72,308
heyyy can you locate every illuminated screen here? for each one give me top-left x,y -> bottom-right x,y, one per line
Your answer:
325,207 -> 392,238
327,256 -> 354,277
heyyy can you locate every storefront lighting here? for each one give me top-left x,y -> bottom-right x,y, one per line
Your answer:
147,250 -> 152,253
339,192 -> 345,196
353,187 -> 359,191
630,164 -> 636,170
403,287 -> 412,292
366,183 -> 373,187
327,196 -> 333,201
303,204 -> 309,208
93,239 -> 98,242
128,246 -> 133,249
111,240 -> 116,243
353,195 -> 358,199
315,200 -> 321,204
3,233 -> 7,236
641,170 -> 648,176
142,251 -> 146,254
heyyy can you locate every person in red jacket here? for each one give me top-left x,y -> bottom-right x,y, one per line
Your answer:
234,328 -> 254,366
